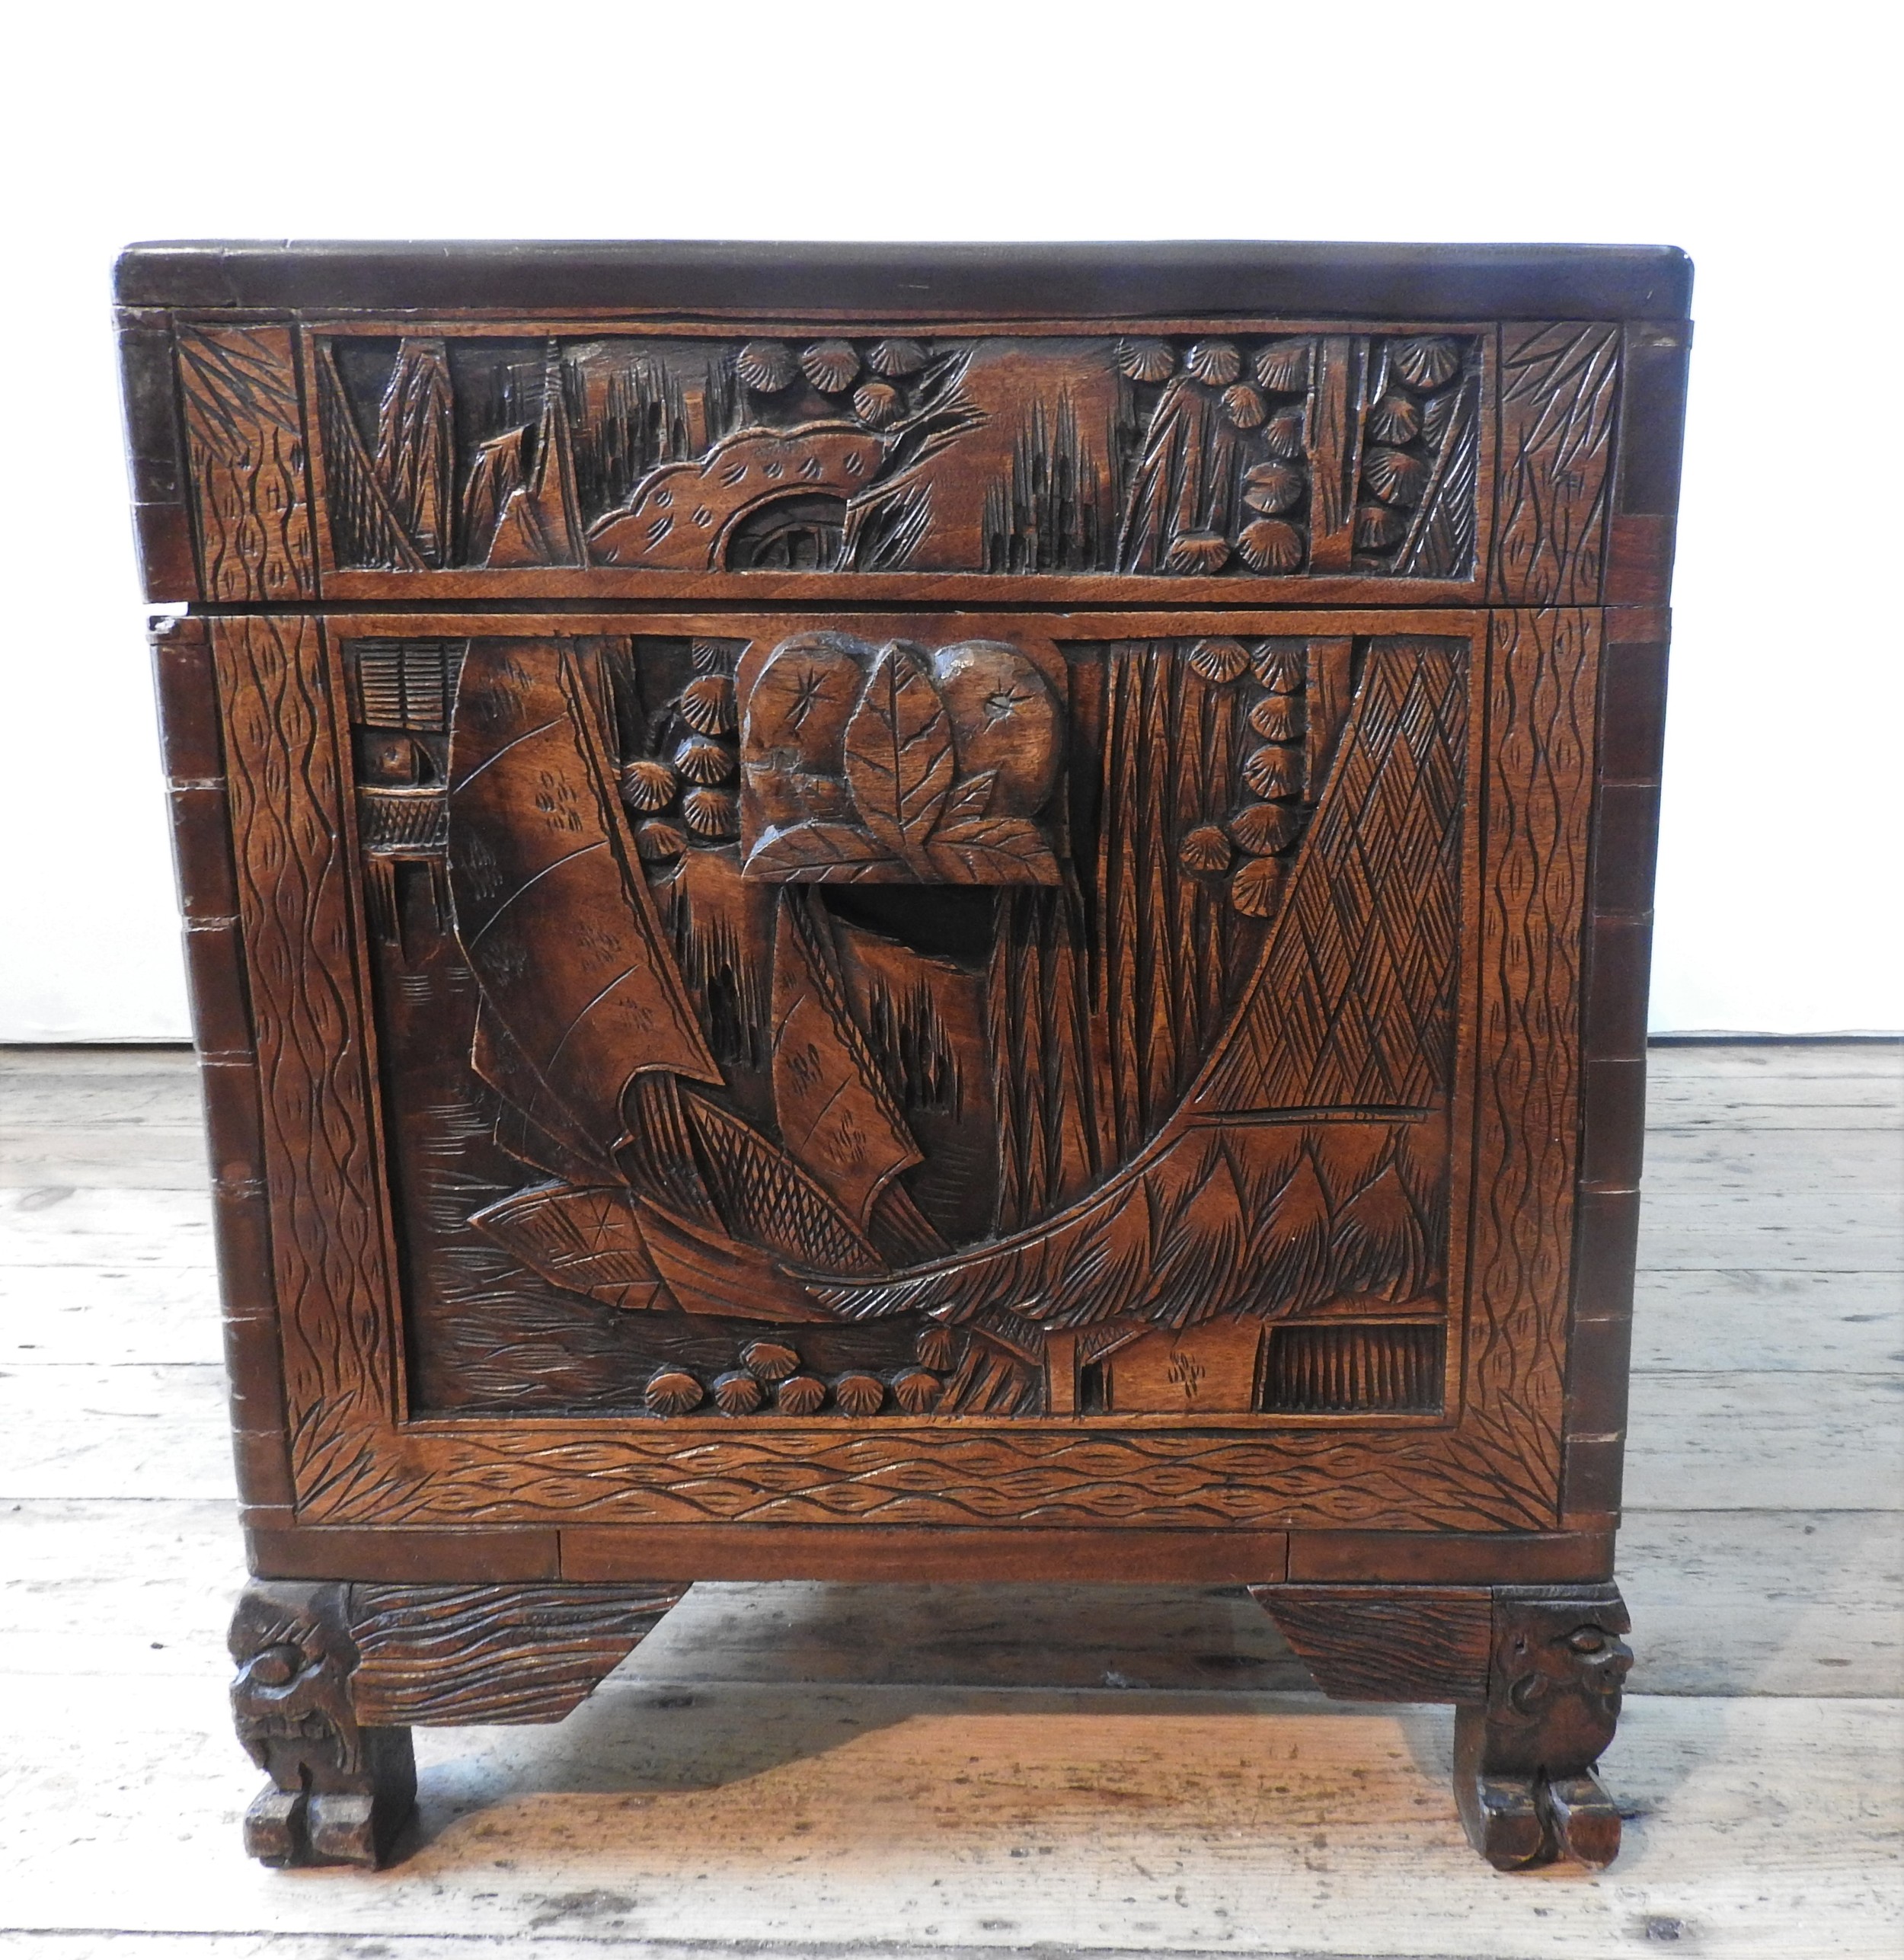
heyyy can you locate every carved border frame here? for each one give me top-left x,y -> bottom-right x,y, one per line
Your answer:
205,603 -> 1598,1538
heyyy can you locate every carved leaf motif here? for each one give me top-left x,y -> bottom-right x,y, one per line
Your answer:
927,816 -> 1062,884
744,820 -> 899,881
1251,1150 -> 1333,1310
1331,1159 -> 1431,1303
941,767 -> 998,823
843,646 -> 956,865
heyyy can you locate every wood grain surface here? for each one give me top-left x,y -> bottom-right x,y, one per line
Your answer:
175,326 -> 316,603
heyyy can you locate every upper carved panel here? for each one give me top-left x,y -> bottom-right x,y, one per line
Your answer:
300,326 -> 1491,591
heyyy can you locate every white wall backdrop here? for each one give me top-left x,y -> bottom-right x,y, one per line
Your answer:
2,0 -> 1898,1039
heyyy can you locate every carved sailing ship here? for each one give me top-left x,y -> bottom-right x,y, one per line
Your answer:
439,621 -> 1465,1418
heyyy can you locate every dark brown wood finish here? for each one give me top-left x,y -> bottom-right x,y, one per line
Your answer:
1250,1580 -> 1633,1869
120,241 -> 1688,1871
150,617 -> 292,1511
1566,601 -> 1674,1524
1454,1584 -> 1634,1870
229,1578 -> 685,1866
186,605 -> 1590,1539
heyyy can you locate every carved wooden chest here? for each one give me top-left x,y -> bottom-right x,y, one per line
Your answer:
117,241 -> 1688,1871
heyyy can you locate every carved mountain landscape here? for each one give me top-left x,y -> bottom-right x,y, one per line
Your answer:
347,624 -> 1471,1421
315,331 -> 1485,581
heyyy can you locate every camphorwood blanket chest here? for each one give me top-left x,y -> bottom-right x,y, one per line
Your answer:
116,240 -> 1689,1869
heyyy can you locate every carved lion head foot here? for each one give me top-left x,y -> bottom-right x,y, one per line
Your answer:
227,1581 -> 416,1868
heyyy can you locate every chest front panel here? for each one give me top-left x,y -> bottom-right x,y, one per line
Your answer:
199,596 -> 1596,1536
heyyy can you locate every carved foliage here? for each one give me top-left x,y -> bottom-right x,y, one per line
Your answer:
314,329 -> 1490,583
740,633 -> 1064,882
1116,336 -> 1314,575
1361,338 -> 1484,579
615,639 -> 745,858
810,1117 -> 1447,1340
177,326 -> 316,601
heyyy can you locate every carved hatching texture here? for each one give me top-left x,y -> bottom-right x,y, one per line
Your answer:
1251,1585 -> 1493,1703
348,1582 -> 686,1725
210,617 -> 410,1515
1097,643 -> 1242,1154
177,326 -> 317,602
1193,639 -> 1466,1115
1260,1322 -> 1445,1414
315,345 -> 428,573
1456,609 -> 1601,1522
1491,325 -> 1620,605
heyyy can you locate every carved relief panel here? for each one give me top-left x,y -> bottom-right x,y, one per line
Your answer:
302,326 -> 1493,593
139,261 -> 1643,1533
343,616 -> 1474,1434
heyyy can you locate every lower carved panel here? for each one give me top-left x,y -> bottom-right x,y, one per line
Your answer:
222,608 -> 1597,1536
352,624 -> 1465,1431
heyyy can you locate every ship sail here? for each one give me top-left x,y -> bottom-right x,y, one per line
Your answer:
770,888 -> 923,1231
446,638 -> 720,1156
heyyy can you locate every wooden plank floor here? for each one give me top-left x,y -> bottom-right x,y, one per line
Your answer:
1,1042 -> 1899,1958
